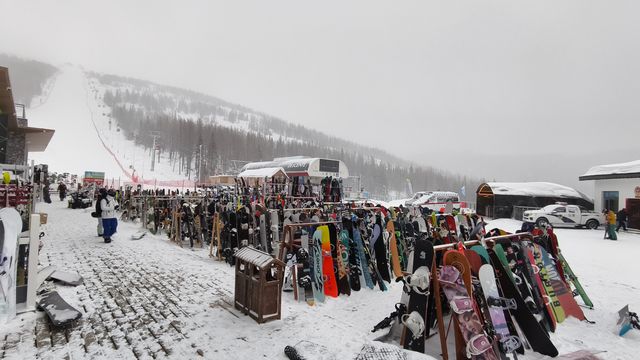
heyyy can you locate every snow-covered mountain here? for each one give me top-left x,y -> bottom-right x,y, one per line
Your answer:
27,66 -> 190,186
5,54 -> 478,198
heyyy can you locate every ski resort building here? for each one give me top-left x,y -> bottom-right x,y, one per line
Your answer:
241,156 -> 350,200
0,66 -> 55,169
476,182 -> 593,219
242,156 -> 349,179
579,160 -> 640,230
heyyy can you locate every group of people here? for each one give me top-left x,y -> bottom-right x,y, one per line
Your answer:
95,188 -> 119,243
604,208 -> 628,240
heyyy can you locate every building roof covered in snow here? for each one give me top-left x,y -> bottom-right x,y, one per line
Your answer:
242,156 -> 349,178
477,182 -> 592,202
237,167 -> 288,179
475,182 -> 594,218
579,160 -> 640,181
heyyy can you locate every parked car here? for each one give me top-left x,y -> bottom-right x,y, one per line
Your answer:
404,191 -> 462,211
523,203 -> 604,229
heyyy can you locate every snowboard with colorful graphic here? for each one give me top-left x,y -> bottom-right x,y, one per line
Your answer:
439,264 -> 499,360
320,225 -> 338,297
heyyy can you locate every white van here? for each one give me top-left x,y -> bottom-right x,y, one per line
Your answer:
405,191 -> 462,211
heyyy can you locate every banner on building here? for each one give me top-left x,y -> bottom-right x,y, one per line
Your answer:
83,171 -> 105,186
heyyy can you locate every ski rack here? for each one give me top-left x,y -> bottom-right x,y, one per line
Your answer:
430,232 -> 533,360
278,221 -> 339,261
209,212 -> 223,260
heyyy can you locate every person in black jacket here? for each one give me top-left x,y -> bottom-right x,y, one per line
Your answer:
617,208 -> 628,232
58,182 -> 67,201
96,188 -> 107,236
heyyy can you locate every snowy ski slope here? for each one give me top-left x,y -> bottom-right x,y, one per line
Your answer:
28,66 -> 193,186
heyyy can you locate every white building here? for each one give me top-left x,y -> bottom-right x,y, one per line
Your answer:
579,160 -> 640,229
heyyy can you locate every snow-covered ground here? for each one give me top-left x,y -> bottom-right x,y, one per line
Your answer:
1,204 -> 639,359
485,218 -> 640,358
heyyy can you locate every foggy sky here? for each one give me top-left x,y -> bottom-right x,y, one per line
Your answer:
1,0 -> 639,192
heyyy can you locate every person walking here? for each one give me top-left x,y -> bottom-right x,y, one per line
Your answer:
95,188 -> 107,237
606,209 -> 617,240
101,189 -> 119,243
617,208 -> 628,232
43,179 -> 52,204
57,182 -> 67,201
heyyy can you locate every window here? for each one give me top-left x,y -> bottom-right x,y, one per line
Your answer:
553,207 -> 566,213
603,191 -> 619,212
568,207 -> 577,213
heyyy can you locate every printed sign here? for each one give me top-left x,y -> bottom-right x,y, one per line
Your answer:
83,171 -> 105,186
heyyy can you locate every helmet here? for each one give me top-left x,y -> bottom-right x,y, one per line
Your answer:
107,189 -> 116,197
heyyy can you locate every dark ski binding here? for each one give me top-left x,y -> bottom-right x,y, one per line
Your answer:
486,296 -> 517,310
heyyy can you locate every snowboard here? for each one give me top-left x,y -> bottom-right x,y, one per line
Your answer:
37,291 -> 82,327
557,252 -> 593,308
283,251 -> 296,293
259,213 -> 268,253
372,221 -> 391,283
353,227 -> 374,289
343,230 -> 361,292
444,215 -> 457,236
439,264 -> 499,360
311,228 -> 325,303
270,210 -> 280,246
401,238 -> 433,353
333,226 -> 351,296
363,229 -> 387,292
617,305 -> 640,337
464,249 -> 484,276
353,227 -> 373,290
394,220 -> 408,271
471,245 -> 490,264
478,264 -> 522,356
506,242 -> 551,332
387,220 -> 403,279
320,225 -> 338,298
489,249 -> 559,357
538,245 -> 585,321
528,243 -> 565,324
300,230 -> 315,305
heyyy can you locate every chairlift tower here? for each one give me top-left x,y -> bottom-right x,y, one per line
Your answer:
149,131 -> 162,172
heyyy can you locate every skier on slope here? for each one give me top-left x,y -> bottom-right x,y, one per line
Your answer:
101,189 -> 119,243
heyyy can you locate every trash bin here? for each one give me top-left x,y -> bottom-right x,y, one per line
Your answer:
234,247 -> 285,323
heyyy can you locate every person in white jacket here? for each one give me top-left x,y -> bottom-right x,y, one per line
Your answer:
101,189 -> 119,243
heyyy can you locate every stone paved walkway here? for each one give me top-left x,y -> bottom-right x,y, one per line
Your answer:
0,202 -> 236,359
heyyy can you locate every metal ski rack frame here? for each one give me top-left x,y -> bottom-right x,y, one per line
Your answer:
209,212 -> 223,260
430,232 -> 533,360
278,221 -> 340,262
